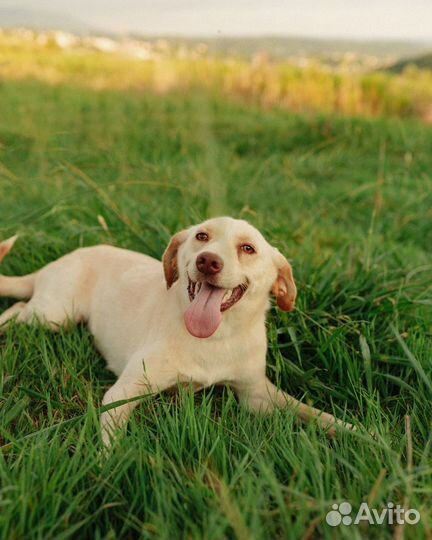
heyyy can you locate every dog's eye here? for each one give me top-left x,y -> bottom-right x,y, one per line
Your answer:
240,244 -> 255,254
195,232 -> 209,242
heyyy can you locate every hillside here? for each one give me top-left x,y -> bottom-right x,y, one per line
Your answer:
152,35 -> 432,62
1,6 -> 431,62
0,30 -> 431,122
386,52 -> 432,73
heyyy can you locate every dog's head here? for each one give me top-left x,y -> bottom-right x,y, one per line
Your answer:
163,217 -> 297,338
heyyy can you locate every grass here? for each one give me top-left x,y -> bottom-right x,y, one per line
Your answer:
1,31 -> 432,121
0,78 -> 431,540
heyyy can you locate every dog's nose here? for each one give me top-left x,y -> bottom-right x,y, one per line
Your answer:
196,252 -> 224,276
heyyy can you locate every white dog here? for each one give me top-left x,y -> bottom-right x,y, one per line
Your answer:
0,217 -> 353,445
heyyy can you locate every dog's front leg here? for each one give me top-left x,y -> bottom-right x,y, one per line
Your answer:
235,376 -> 355,438
100,359 -> 176,448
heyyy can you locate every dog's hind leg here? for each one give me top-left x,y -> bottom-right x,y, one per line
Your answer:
0,235 -> 36,300
0,301 -> 27,329
0,237 -> 86,333
0,298 -> 72,332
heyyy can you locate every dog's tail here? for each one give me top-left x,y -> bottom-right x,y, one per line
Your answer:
0,236 -> 35,299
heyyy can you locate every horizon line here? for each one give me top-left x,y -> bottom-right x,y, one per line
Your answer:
2,25 -> 432,44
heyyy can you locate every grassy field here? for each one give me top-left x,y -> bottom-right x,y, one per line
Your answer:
1,32 -> 432,121
0,78 -> 431,540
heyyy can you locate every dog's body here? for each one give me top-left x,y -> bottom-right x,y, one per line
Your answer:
0,217 -> 353,445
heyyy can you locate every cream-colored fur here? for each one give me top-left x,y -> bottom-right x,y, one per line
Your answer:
0,217 -> 354,446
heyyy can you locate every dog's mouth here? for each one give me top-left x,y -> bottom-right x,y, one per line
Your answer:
185,277 -> 248,339
187,279 -> 248,311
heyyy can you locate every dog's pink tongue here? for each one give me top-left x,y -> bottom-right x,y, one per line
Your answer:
184,282 -> 226,338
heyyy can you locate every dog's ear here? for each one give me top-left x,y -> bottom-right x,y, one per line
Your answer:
271,249 -> 297,312
162,229 -> 188,289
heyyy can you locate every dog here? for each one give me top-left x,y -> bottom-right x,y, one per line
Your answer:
0,217 -> 354,446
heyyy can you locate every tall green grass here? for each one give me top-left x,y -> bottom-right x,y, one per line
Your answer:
0,80 -> 431,539
1,32 -> 432,121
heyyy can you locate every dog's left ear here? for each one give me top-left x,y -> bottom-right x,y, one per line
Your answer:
271,249 -> 297,312
162,229 -> 188,289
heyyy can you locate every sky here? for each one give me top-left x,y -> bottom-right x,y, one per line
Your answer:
6,0 -> 432,40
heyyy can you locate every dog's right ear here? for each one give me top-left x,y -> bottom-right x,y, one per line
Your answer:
271,249 -> 297,312
162,229 -> 188,289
